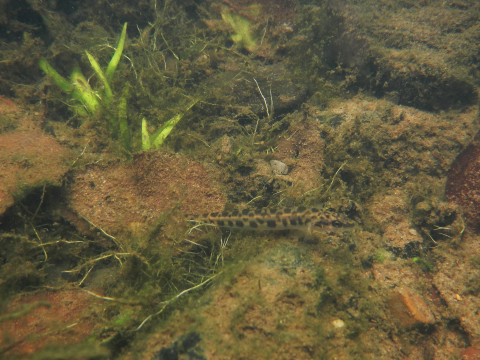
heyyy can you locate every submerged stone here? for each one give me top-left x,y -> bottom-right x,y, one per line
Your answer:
270,159 -> 288,175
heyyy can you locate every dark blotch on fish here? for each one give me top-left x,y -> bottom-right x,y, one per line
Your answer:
267,220 -> 276,228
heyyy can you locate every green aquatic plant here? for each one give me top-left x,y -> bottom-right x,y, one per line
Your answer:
40,22 -> 198,153
220,4 -> 260,52
141,99 -> 198,150
39,23 -> 130,150
375,249 -> 388,263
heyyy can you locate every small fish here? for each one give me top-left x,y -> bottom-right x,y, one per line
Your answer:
185,206 -> 355,234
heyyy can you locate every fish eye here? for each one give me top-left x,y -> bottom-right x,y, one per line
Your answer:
331,220 -> 343,228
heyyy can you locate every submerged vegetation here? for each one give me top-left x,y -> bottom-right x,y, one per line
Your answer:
39,23 -> 128,119
141,99 -> 198,150
0,0 -> 480,358
39,23 -> 130,151
39,22 -> 198,155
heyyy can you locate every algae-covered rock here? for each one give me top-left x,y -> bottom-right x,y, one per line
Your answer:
137,241 -> 388,359
0,290 -> 105,358
349,1 -> 480,111
446,131 -> 480,232
0,97 -> 71,215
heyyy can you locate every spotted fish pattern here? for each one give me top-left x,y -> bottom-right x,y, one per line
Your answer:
185,206 -> 355,234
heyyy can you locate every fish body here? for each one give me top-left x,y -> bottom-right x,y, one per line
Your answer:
186,206 -> 355,234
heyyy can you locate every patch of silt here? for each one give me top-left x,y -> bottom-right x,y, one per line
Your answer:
314,96 -> 475,263
66,151 -> 226,239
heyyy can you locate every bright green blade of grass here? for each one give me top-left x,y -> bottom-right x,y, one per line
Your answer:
85,51 -> 113,104
150,100 -> 199,149
39,58 -> 74,93
106,22 -> 127,84
69,67 -> 100,114
141,118 -> 151,150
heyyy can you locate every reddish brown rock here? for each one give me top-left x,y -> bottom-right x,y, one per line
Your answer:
0,97 -> 70,215
0,290 -> 104,357
462,347 -> 480,359
446,132 -> 480,232
388,287 -> 435,328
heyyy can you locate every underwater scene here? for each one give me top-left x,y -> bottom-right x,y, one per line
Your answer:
1,0 -> 480,359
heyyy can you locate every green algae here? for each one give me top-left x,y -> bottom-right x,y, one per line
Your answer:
374,249 -> 388,263
412,257 -> 433,272
111,310 -> 134,327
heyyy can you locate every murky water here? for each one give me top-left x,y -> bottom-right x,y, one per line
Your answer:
1,0 -> 480,359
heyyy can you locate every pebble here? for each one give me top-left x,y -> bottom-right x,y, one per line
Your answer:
387,287 -> 435,328
270,160 -> 289,175
331,319 -> 345,329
